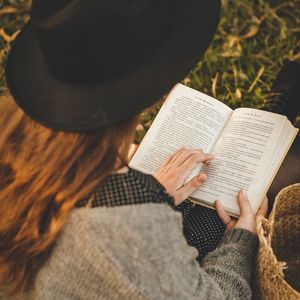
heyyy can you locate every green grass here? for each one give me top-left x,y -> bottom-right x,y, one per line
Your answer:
1,0 -> 299,142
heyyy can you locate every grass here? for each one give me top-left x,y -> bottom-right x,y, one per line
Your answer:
1,0 -> 299,142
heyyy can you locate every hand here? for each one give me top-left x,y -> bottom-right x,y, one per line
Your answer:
214,189 -> 268,235
154,148 -> 214,205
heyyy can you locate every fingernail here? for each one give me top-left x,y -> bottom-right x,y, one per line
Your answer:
199,173 -> 207,181
241,188 -> 247,197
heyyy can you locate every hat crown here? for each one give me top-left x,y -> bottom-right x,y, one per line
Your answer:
30,0 -> 176,84
7,0 -> 220,132
31,0 -> 73,21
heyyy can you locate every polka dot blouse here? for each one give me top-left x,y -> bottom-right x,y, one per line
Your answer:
76,168 -> 225,261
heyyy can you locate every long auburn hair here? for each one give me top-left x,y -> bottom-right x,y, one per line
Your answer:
0,93 -> 139,295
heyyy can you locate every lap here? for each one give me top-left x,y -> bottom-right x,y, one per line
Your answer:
177,202 -> 225,261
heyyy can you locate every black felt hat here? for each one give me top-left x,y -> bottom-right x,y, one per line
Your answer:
6,0 -> 220,132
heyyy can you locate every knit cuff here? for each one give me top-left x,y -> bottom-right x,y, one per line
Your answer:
222,228 -> 258,251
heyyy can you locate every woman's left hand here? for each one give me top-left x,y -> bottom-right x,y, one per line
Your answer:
154,148 -> 214,205
215,191 -> 268,234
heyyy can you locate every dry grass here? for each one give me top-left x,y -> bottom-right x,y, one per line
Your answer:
0,0 -> 299,141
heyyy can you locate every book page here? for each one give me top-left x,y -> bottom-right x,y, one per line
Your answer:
260,119 -> 298,194
192,108 -> 295,216
129,84 -> 233,174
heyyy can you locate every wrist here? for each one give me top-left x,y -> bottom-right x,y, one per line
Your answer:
222,228 -> 258,248
235,218 -> 256,235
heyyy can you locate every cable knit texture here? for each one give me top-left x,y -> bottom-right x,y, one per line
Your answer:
1,204 -> 258,299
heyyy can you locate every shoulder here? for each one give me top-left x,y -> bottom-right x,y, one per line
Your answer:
68,203 -> 195,266
75,202 -> 182,234
32,204 -> 207,299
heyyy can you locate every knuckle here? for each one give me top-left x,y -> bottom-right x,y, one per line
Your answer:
204,153 -> 211,159
185,149 -> 194,155
175,148 -> 183,155
166,154 -> 173,160
190,154 -> 201,163
164,158 -> 171,164
190,177 -> 200,188
192,156 -> 199,163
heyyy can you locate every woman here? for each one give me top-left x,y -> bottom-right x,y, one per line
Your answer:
0,0 -> 267,299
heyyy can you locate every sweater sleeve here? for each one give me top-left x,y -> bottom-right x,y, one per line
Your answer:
201,228 -> 258,300
81,204 -> 258,300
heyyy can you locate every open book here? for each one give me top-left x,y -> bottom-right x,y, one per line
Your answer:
129,84 -> 298,217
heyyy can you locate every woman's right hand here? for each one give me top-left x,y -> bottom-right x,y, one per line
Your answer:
214,189 -> 268,234
154,148 -> 214,206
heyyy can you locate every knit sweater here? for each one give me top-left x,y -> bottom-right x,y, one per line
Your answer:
5,203 -> 257,300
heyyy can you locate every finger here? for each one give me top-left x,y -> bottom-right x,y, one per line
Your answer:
164,147 -> 191,167
177,152 -> 214,181
214,200 -> 235,229
203,154 -> 215,164
159,148 -> 185,169
174,173 -> 206,205
203,156 -> 215,165
170,148 -> 204,168
256,196 -> 268,217
237,189 -> 254,217
179,152 -> 214,172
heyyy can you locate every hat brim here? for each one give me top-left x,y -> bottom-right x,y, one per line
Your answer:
6,0 -> 220,132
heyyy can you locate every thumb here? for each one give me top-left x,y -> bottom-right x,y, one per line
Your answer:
237,189 -> 253,217
175,173 -> 206,205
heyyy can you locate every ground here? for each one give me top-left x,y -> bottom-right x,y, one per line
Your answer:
0,0 -> 299,141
